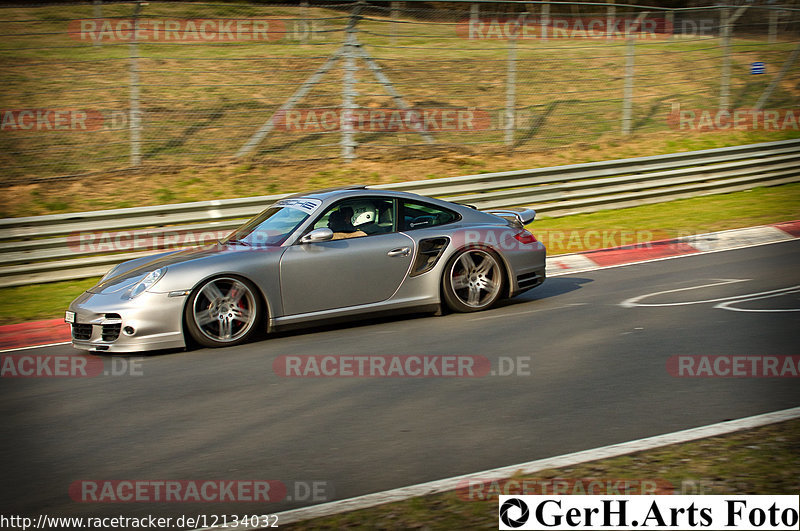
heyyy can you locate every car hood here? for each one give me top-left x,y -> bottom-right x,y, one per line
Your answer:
88,243 -> 271,294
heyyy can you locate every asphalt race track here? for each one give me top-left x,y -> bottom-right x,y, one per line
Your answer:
1,240 -> 798,525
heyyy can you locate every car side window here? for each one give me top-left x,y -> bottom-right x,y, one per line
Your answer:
401,200 -> 459,231
312,198 -> 395,240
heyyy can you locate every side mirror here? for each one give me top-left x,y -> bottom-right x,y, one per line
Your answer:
300,227 -> 334,244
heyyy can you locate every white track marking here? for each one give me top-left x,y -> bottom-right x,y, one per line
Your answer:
194,407 -> 800,530
0,341 -> 71,353
715,287 -> 800,313
620,279 -> 752,308
622,282 -> 800,309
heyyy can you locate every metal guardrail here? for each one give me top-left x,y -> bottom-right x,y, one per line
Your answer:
1,138 -> 799,288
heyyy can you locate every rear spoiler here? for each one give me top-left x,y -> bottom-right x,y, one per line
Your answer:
483,208 -> 536,227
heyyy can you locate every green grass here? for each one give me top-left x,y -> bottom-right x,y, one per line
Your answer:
279,419 -> 800,529
0,277 -> 99,326
530,182 -> 800,254
0,183 -> 797,326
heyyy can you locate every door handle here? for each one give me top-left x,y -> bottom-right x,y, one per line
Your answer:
387,247 -> 411,257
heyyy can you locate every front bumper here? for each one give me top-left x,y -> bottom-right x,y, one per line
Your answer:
67,290 -> 187,353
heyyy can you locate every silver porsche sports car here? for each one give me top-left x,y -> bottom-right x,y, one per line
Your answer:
66,186 -> 546,352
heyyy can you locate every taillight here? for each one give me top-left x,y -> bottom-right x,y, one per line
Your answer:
514,230 -> 537,244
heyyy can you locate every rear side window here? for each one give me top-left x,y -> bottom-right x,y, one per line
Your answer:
401,200 -> 459,231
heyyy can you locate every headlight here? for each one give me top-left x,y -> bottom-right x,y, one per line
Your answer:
127,268 -> 166,299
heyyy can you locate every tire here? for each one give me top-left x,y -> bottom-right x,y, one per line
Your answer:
185,276 -> 263,348
442,248 -> 504,313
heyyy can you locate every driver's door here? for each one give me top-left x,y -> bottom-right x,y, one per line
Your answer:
279,198 -> 414,316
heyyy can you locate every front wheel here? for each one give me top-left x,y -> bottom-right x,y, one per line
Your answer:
185,276 -> 263,348
442,248 -> 504,312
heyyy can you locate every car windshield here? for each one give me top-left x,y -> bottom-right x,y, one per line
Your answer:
223,198 -> 322,247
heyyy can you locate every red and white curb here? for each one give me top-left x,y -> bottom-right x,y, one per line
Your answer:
0,319 -> 71,351
546,220 -> 799,276
195,406 -> 800,529
1,220 -> 798,352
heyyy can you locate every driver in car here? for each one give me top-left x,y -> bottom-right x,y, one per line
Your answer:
328,204 -> 375,239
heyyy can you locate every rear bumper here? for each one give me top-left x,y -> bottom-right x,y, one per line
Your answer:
512,267 -> 546,296
504,241 -> 547,297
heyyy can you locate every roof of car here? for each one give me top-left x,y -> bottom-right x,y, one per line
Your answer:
287,185 -> 367,200
283,185 -> 487,217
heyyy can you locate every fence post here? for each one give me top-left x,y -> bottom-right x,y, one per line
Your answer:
666,9 -> 674,41
622,11 -> 647,135
719,5 -> 748,112
92,0 -> 102,47
719,7 -> 731,111
391,1 -> 400,45
622,35 -> 635,135
341,4 -> 361,161
540,2 -> 549,42
607,0 -> 615,42
506,13 -> 523,148
768,8 -> 778,44
129,2 -> 143,166
300,1 -> 309,44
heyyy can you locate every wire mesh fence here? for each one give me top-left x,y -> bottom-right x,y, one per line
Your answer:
1,1 -> 799,184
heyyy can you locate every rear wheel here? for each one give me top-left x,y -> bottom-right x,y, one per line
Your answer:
185,276 -> 262,348
442,249 -> 504,312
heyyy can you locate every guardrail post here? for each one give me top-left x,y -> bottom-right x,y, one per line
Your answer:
129,1 -> 143,166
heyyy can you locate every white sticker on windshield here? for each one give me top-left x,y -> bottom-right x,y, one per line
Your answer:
273,197 -> 322,215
